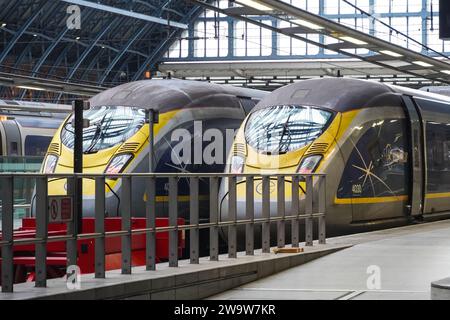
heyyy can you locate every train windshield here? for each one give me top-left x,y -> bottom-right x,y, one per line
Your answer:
61,106 -> 146,153
245,105 -> 333,154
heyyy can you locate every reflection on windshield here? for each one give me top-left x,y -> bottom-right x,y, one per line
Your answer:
245,105 -> 333,154
61,106 -> 146,153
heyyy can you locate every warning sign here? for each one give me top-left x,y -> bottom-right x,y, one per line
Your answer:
48,196 -> 73,223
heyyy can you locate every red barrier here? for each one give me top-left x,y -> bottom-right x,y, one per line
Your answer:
0,217 -> 185,283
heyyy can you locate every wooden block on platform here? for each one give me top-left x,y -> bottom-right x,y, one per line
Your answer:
273,247 -> 304,254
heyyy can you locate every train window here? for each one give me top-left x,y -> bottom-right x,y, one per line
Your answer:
61,106 -> 146,153
245,105 -> 333,154
426,122 -> 450,193
337,119 -> 409,199
10,142 -> 18,156
24,135 -> 52,156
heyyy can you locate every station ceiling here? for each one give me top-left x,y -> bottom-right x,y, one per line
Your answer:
1,0 -> 450,101
0,0 -> 203,102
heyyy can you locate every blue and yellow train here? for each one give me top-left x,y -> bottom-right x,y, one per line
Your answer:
220,78 -> 450,235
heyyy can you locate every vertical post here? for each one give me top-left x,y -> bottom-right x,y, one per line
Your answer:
121,176 -> 132,274
35,177 -> 48,287
1,176 -> 14,292
95,177 -> 105,278
277,175 -> 285,248
190,177 -> 199,264
318,176 -> 326,244
261,175 -> 270,253
305,175 -> 313,246
209,177 -> 219,261
146,176 -> 156,270
168,176 -> 178,267
66,177 -> 77,268
146,109 -> 159,174
245,176 -> 254,255
228,176 -> 237,258
72,100 -> 85,235
291,175 -> 299,248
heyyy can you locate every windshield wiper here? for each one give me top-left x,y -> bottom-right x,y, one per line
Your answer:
84,114 -> 107,154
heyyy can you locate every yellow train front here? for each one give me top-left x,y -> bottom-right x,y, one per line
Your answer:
220,77 -> 450,239
40,79 -> 266,219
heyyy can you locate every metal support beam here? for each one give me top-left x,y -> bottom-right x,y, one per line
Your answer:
131,5 -> 202,81
59,0 -> 188,29
99,24 -> 149,85
0,7 -> 42,64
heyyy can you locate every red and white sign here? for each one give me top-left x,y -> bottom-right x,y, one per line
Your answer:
48,196 -> 73,223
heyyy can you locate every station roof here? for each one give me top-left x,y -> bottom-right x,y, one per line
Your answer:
0,0 -> 205,100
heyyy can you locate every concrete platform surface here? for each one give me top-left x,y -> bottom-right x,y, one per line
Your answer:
0,243 -> 349,300
210,220 -> 450,300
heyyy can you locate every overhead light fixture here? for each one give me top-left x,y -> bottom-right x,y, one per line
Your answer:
33,34 -> 37,37
441,70 -> 450,75
379,50 -> 403,58
76,36 -> 80,40
338,36 -> 367,45
412,61 -> 433,67
17,85 -> 45,91
235,0 -> 273,11
1,23 -> 6,28
291,19 -> 323,30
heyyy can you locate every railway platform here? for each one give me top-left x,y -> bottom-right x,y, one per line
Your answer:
210,220 -> 450,300
0,243 -> 348,300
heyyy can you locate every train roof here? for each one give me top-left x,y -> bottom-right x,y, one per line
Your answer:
252,78 -> 450,113
89,79 -> 267,112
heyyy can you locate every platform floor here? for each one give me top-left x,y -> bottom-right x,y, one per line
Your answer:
210,220 -> 450,300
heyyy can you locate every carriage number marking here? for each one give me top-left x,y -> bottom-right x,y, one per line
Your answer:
352,184 -> 362,194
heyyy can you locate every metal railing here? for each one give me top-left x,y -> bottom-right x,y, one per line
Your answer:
0,172 -> 326,293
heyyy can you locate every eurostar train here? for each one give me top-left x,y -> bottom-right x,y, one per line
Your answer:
0,100 -> 69,157
220,78 -> 450,236
42,79 -> 266,218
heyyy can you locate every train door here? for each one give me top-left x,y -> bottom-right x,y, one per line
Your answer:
402,96 -> 425,217
1,119 -> 22,156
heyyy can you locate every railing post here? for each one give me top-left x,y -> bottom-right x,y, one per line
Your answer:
245,176 -> 254,255
318,175 -> 326,244
277,175 -> 285,248
66,177 -> 77,269
209,177 -> 219,261
95,177 -> 105,278
305,175 -> 313,246
291,175 -> 299,248
261,175 -> 270,253
228,176 -> 237,258
35,176 -> 48,287
146,176 -> 156,270
121,176 -> 132,274
190,176 -> 199,264
168,176 -> 178,267
1,175 -> 14,292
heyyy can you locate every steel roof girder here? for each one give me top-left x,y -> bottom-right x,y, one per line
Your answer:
59,0 -> 188,29
253,0 -> 450,72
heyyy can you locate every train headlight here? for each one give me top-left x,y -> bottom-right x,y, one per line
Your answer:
297,155 -> 322,174
230,155 -> 245,174
43,154 -> 58,174
105,153 -> 133,175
